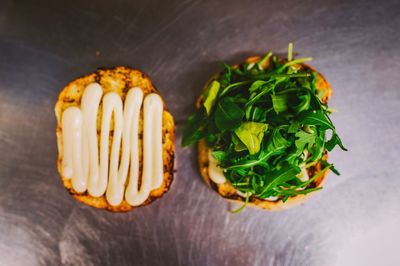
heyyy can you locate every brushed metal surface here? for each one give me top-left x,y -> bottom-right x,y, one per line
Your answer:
1,0 -> 400,265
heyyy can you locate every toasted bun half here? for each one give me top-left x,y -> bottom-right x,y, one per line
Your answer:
55,66 -> 175,212
197,56 -> 331,211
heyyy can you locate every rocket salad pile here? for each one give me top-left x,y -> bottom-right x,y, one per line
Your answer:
182,44 -> 346,204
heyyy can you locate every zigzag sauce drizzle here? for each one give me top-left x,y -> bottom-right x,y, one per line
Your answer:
61,83 -> 163,206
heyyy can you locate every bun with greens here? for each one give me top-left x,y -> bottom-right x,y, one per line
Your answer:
182,44 -> 346,211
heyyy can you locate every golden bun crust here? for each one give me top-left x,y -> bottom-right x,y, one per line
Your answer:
197,57 -> 331,211
55,66 -> 175,212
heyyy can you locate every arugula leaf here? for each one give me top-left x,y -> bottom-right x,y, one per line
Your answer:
287,43 -> 293,61
230,191 -> 250,213
249,80 -> 269,93
283,57 -> 313,68
224,149 -> 277,169
220,81 -> 251,97
232,134 -> 248,152
330,164 -> 341,175
288,122 -> 300,133
306,131 -> 325,162
276,186 -> 322,198
298,110 -> 334,130
300,164 -> 331,187
295,130 -> 316,151
326,131 -> 347,151
203,80 -> 220,115
182,111 -> 207,147
246,83 -> 274,108
212,150 -> 227,161
234,122 -> 268,155
214,97 -> 244,131
271,94 -> 289,113
219,63 -> 232,87
292,90 -> 311,114
269,128 -> 291,150
258,165 -> 301,198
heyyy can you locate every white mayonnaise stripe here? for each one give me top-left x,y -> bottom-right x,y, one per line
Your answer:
149,94 -> 164,189
107,88 -> 143,206
61,109 -> 74,179
61,83 -> 164,206
123,89 -> 144,206
125,93 -> 163,206
61,107 -> 86,193
81,84 -> 103,197
97,92 -> 123,200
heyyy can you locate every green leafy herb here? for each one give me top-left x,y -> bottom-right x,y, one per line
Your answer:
230,191 -> 250,214
287,42 -> 293,61
232,134 -> 248,152
270,128 -> 291,150
212,150 -> 227,161
249,80 -> 269,93
326,131 -> 347,151
272,93 -> 289,113
234,122 -> 268,155
295,129 -> 316,151
258,165 -> 301,197
203,80 -> 220,115
298,110 -> 334,130
214,97 -> 245,131
288,122 -> 300,133
182,112 -> 207,147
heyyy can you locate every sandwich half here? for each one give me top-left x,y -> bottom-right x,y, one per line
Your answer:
55,66 -> 175,212
183,45 -> 346,211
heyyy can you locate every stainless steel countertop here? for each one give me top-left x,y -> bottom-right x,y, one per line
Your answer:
1,0 -> 399,265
